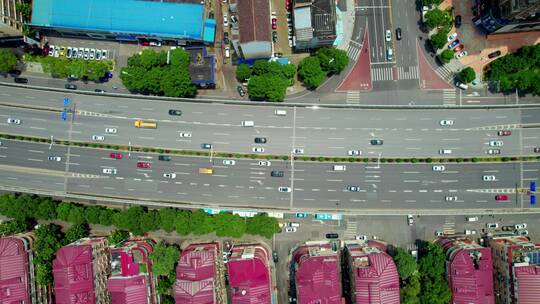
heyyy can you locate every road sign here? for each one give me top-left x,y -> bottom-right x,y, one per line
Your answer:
61,111 -> 67,121
63,97 -> 70,108
531,195 -> 536,205
531,182 -> 536,193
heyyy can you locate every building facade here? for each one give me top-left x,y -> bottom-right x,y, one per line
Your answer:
0,0 -> 23,33
476,0 -> 540,34
293,0 -> 337,51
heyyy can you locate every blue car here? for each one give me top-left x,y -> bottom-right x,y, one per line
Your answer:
201,143 -> 212,149
448,39 -> 460,49
295,213 -> 308,218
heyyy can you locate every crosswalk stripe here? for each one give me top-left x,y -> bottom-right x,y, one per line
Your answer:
371,67 -> 393,81
346,92 -> 361,104
347,44 -> 361,61
344,220 -> 358,238
397,66 -> 419,80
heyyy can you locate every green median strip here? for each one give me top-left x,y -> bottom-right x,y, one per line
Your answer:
1,133 -> 539,163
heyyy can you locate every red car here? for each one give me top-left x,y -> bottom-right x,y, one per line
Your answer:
534,147 -> 540,153
271,17 -> 277,30
498,130 -> 511,136
285,0 -> 291,9
137,162 -> 151,169
495,195 -> 509,201
453,44 -> 464,52
110,152 -> 123,159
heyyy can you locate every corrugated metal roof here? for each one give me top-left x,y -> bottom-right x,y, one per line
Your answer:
53,245 -> 95,304
514,265 -> 540,304
237,0 -> 271,43
175,243 -> 219,304
0,238 -> 30,304
227,246 -> 271,304
353,252 -> 400,304
448,248 -> 495,304
108,275 -> 149,304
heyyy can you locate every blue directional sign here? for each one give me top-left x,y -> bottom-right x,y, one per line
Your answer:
531,182 -> 536,193
531,195 -> 536,205
315,213 -> 332,221
61,111 -> 67,121
63,97 -> 70,108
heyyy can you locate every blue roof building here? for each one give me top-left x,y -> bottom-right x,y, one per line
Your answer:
31,0 -> 208,43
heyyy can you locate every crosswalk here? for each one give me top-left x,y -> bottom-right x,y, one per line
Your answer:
442,89 -> 456,105
443,215 -> 456,235
397,66 -> 419,80
435,65 -> 454,81
371,67 -> 394,81
346,91 -> 361,104
344,220 -> 358,239
346,41 -> 362,61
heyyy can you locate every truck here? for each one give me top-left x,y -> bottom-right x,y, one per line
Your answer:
199,167 -> 214,175
134,120 -> 157,129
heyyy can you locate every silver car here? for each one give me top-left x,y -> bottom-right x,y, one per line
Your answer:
92,135 -> 105,141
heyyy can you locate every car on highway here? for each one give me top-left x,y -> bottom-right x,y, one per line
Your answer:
355,235 -> 368,241
346,185 -> 360,192
179,132 -> 192,138
487,149 -> 501,155
489,140 -> 503,146
223,159 -> 236,165
201,143 -> 212,149
447,32 -> 457,41
158,155 -> 171,161
92,135 -> 105,141
7,118 -> 21,124
488,50 -> 501,59
326,233 -> 338,239
258,161 -> 271,166
48,156 -> 62,161
439,119 -> 454,126
163,173 -> 176,179
168,109 -> 182,116
534,147 -> 540,153
395,28 -> 402,40
453,44 -> 464,52
495,195 -> 509,201
482,175 -> 496,181
434,231 -> 444,236
278,186 -> 291,192
105,128 -> 117,134
432,165 -> 445,171
252,147 -> 265,153
439,149 -> 452,155
255,137 -> 267,144
295,213 -> 308,218
102,168 -> 117,175
486,223 -> 499,228
347,150 -> 361,156
292,148 -> 304,154
285,227 -> 297,233
498,130 -> 511,136
455,50 -> 468,58
515,229 -> 528,236
407,215 -> 414,226
370,139 -> 383,145
385,29 -> 391,41
137,162 -> 151,169
515,223 -> 527,230
110,152 -> 123,159
271,170 -> 284,177
448,39 -> 460,49
445,195 -> 458,201
14,77 -> 28,84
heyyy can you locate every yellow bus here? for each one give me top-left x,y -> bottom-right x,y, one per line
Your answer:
199,167 -> 214,175
134,120 -> 157,129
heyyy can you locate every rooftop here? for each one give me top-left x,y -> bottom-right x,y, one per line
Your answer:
185,47 -> 215,86
0,237 -> 31,304
227,245 -> 271,304
237,0 -> 271,43
108,275 -> 149,304
175,243 -> 219,304
53,244 -> 96,304
31,0 -> 204,40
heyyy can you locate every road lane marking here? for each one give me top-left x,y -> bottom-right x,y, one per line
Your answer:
327,179 -> 343,182
404,180 -> 419,182
403,171 -> 419,174
441,180 -> 458,183
139,136 -> 155,140
28,158 -> 43,162
29,126 -> 46,130
29,150 -> 44,153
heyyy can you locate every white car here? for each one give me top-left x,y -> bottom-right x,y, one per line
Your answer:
447,32 -> 457,41
223,14 -> 229,27
432,165 -> 445,171
89,49 -> 95,60
456,50 -> 468,58
102,168 -> 117,175
516,229 -> 529,235
439,119 -> 454,126
515,223 -> 527,230
278,187 -> 291,193
355,235 -> 368,241
465,229 -> 477,235
78,48 -> 84,59
434,231 -> 444,236
489,140 -> 503,147
292,148 -> 304,154
95,49 -> 102,60
105,128 -> 117,134
101,50 -> 108,60
347,150 -> 361,156
54,46 -> 60,57
83,48 -> 90,60
407,215 -> 414,226
258,161 -> 271,166
285,227 -> 297,233
445,195 -> 458,201
253,147 -> 265,153
7,118 -> 21,124
163,173 -> 176,179
179,132 -> 192,138
66,47 -> 72,58
48,45 -> 55,56
487,149 -> 500,155
92,135 -> 105,141
223,159 -> 236,165
385,29 -> 391,41
486,223 -> 499,228
48,156 -> 62,162
483,175 -> 496,181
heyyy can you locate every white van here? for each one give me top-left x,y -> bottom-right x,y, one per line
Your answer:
455,81 -> 468,90
288,222 -> 300,227
466,216 -> 479,222
333,165 -> 346,172
439,149 -> 452,155
225,47 -> 230,58
241,120 -> 254,127
275,110 -> 287,116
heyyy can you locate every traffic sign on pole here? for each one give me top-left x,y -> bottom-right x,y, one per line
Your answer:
63,97 -> 70,108
61,111 -> 67,121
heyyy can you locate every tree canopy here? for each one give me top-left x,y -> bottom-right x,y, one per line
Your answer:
0,49 -> 17,73
64,223 -> 90,244
298,56 -> 326,89
242,60 -> 296,102
316,47 -> 349,74
439,49 -> 455,64
236,63 -> 251,81
430,31 -> 448,50
459,67 -> 476,83
425,8 -> 448,29
417,242 -> 451,304
393,247 -> 418,280
149,243 -> 180,277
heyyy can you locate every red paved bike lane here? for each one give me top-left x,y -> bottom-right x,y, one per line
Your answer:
416,40 -> 453,90
336,28 -> 372,92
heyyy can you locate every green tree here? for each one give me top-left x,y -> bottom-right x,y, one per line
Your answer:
140,210 -> 160,233
459,67 -> 476,83
247,75 -> 288,101
159,208 -> 178,233
108,230 -> 130,245
175,211 -> 190,235
35,263 -> 53,286
35,198 -> 57,220
114,206 -> 146,235
160,68 -> 196,97
236,63 -> 252,81
422,0 -> 443,5
417,242 -> 451,304
64,223 -> 90,244
169,48 -> 190,68
34,224 -> 64,285
393,247 -> 417,280
401,274 -> 421,304
85,206 -> 103,224
425,8 -> 447,29
149,244 -> 180,277
15,3 -> 32,21
430,31 -> 448,50
0,219 -> 32,235
439,49 -> 454,64
316,47 -> 349,74
298,57 -> 325,89
214,213 -> 246,238
252,60 -> 270,76
246,214 -> 279,239
189,210 -> 215,235
56,203 -> 72,222
99,208 -> 115,226
67,205 -> 86,224
0,49 -> 17,73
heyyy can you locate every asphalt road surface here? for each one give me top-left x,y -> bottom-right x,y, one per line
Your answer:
1,140 -> 537,211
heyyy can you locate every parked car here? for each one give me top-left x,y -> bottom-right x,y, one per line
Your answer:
272,31 -> 278,42
455,15 -> 462,27
325,233 -> 338,239
14,77 -> 28,84
271,17 -> 277,30
488,50 -> 501,59
385,29 -> 391,41
237,85 -> 246,97
65,83 -> 77,90
448,39 -> 460,49
447,32 -> 457,42
224,32 -> 230,44
456,50 -> 468,58
407,215 -> 414,226
453,44 -> 464,52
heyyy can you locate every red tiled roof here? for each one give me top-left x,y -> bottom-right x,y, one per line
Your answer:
237,0 -> 271,43
0,237 -> 31,303
175,243 -> 219,304
447,248 -> 495,304
227,246 -> 271,304
514,264 -> 540,304
53,245 -> 95,304
353,252 -> 400,304
108,275 -> 149,304
294,246 -> 341,304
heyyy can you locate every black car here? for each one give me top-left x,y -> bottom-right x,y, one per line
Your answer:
370,139 -> 383,145
272,31 -> 278,42
65,83 -> 77,90
274,52 -> 283,58
94,89 -> 106,93
488,50 -> 501,59
9,70 -> 21,76
326,233 -> 339,239
272,251 -> 279,263
14,77 -> 28,84
395,28 -> 402,40
455,15 -> 462,28
158,155 -> 172,161
255,137 -> 267,144
237,85 -> 246,97
201,143 -> 212,149
271,170 -> 284,177
223,32 -> 230,45
168,109 -> 182,116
